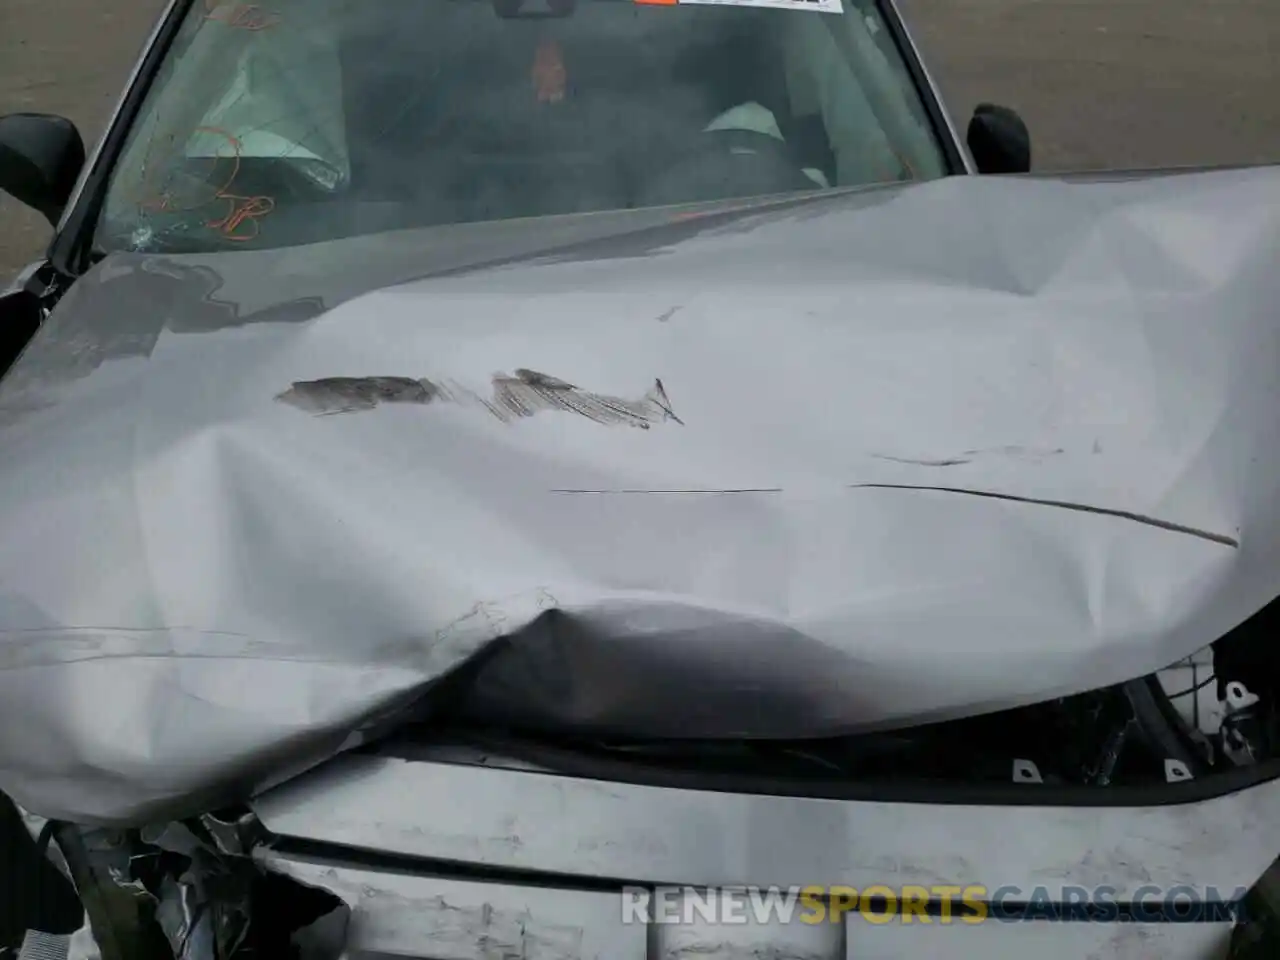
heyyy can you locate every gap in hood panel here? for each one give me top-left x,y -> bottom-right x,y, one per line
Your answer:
365,593 -> 1280,801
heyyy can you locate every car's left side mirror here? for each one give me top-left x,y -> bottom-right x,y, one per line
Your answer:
0,113 -> 86,227
966,103 -> 1031,175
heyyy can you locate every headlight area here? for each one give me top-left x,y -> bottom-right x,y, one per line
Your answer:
427,600 -> 1280,793
1119,591 -> 1280,789
1,808 -> 350,960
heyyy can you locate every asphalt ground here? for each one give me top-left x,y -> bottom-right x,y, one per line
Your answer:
2,0 -> 1277,280
901,0 -> 1279,172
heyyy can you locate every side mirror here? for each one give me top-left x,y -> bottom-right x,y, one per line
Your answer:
966,103 -> 1031,175
0,113 -> 86,226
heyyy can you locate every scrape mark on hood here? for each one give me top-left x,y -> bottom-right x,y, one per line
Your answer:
488,369 -> 684,427
963,445 -> 1065,460
275,376 -> 441,414
852,483 -> 1239,548
870,446 -> 1066,467
872,454 -> 972,467
276,369 -> 683,428
547,484 -> 1237,547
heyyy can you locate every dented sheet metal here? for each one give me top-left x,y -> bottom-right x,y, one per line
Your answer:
1,168 -> 1279,824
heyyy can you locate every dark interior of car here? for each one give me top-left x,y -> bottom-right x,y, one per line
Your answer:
332,0 -> 837,220
100,0 -> 856,251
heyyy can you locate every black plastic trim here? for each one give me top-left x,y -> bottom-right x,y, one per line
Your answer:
873,0 -> 969,176
376,729 -> 1280,808
0,795 -> 83,945
266,835 -> 652,893
0,261 -> 56,380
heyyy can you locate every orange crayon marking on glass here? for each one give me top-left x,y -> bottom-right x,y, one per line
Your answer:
134,126 -> 276,241
133,126 -> 241,211
207,193 -> 276,241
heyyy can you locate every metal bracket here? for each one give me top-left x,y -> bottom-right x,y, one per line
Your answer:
1012,759 -> 1043,783
1225,681 -> 1261,714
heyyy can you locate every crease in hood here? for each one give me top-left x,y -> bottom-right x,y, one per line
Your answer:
1,167 -> 1280,823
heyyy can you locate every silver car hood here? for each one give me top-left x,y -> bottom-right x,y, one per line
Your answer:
2,168 -> 1279,825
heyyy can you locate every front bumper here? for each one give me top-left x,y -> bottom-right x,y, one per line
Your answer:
245,748 -> 1280,959
258,848 -> 1236,959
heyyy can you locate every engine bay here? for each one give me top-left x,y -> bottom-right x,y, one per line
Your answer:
391,595 -> 1280,793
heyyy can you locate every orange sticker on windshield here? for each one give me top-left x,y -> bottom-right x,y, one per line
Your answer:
532,39 -> 567,103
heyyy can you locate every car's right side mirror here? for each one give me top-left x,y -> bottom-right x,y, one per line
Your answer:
966,103 -> 1031,175
0,113 -> 86,227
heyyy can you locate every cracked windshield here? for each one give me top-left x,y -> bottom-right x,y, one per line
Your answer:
98,0 -> 946,253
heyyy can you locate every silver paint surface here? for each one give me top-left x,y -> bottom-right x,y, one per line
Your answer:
251,756 -> 1252,959
1,169 -> 1280,824
253,751 -> 1280,899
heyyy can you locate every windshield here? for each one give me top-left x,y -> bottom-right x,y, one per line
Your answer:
96,0 -> 948,253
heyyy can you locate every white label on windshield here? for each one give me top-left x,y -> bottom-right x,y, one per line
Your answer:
639,0 -> 843,13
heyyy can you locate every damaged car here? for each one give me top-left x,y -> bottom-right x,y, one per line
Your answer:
2,0 -> 1280,957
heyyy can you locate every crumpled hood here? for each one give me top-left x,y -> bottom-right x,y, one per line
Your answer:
2,168 -> 1279,824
